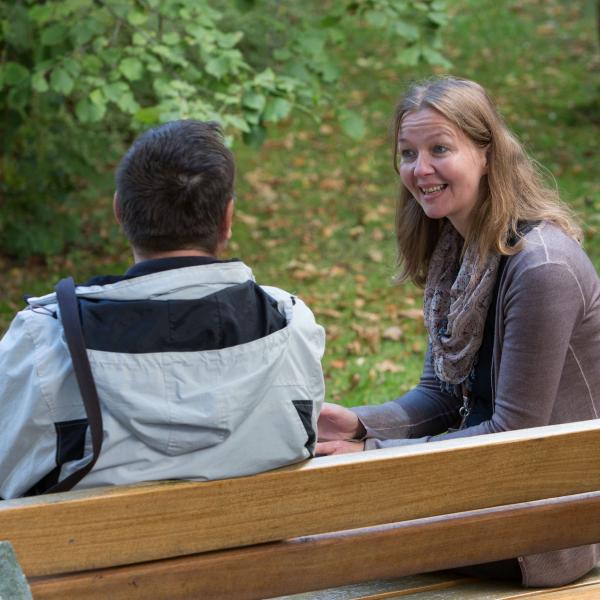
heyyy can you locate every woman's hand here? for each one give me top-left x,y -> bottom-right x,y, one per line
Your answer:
316,402 -> 367,455
317,402 -> 364,441
316,439 -> 365,455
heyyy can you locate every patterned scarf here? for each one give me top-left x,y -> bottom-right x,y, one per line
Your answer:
423,221 -> 501,389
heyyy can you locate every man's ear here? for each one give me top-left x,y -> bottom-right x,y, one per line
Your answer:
223,197 -> 234,241
113,192 -> 122,225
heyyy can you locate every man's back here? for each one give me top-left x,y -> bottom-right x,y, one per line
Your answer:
0,259 -> 325,498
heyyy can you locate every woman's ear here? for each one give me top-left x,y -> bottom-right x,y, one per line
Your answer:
478,145 -> 490,175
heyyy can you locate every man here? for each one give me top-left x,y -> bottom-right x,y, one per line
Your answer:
0,120 -> 325,499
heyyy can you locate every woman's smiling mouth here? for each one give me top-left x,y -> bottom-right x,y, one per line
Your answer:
419,184 -> 447,194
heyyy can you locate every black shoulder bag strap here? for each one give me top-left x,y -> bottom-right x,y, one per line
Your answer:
47,277 -> 104,493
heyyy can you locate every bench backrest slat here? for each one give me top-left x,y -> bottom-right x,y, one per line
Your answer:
3,419 -> 600,578
27,491 -> 600,600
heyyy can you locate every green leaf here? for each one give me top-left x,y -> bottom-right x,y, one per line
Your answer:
263,97 -> 292,122
89,88 -> 104,106
395,21 -> 420,41
273,47 -> 292,61
421,46 -> 452,68
103,81 -> 130,103
242,123 -> 267,148
163,32 -> 181,46
235,0 -> 256,11
253,68 -> 276,87
184,23 -> 210,42
3,5 -> 32,50
243,109 -> 261,125
153,78 -> 170,97
81,55 -> 103,73
429,12 -> 449,26
2,62 -> 29,85
62,58 -> 81,78
217,31 -> 243,49
397,45 -> 421,66
119,57 -> 144,81
206,56 -> 231,79
72,19 -> 102,46
132,32 -> 147,46
318,61 -> 340,83
413,1 -> 430,10
320,15 -> 342,28
127,11 -> 147,26
134,106 -> 161,125
145,57 -> 163,74
338,109 -> 366,140
116,91 -> 140,114
75,97 -> 106,123
298,34 -> 325,56
41,23 -> 67,46
7,86 -> 30,110
31,71 -> 49,92
365,11 -> 387,28
243,91 -> 266,112
29,4 -> 54,25
224,113 -> 251,133
50,67 -> 74,94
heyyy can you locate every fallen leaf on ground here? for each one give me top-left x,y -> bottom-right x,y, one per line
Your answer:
351,324 -> 380,352
346,340 -> 362,355
371,228 -> 385,241
398,308 -> 423,320
349,226 -> 365,239
236,212 -> 259,226
367,249 -> 384,263
319,178 -> 345,191
353,310 -> 380,323
382,326 -> 403,341
375,360 -> 405,373
330,359 -> 347,370
316,307 -> 344,319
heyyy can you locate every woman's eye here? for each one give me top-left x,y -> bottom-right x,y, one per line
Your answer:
433,145 -> 448,154
400,149 -> 416,161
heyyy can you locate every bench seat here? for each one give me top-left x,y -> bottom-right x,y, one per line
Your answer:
2,419 -> 600,599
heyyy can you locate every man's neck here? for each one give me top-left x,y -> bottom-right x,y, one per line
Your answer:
132,248 -> 217,264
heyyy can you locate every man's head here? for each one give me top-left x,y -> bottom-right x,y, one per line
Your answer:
115,120 -> 235,257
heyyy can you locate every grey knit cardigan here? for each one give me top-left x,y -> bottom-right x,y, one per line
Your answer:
353,222 -> 600,587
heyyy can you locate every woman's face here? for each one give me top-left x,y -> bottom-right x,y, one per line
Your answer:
397,108 -> 488,237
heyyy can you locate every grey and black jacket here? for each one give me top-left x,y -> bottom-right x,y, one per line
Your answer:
0,258 -> 325,499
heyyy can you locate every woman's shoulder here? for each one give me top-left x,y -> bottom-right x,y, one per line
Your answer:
505,221 -> 599,294
510,222 -> 588,268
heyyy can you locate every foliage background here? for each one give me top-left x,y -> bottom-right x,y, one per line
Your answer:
1,0 -> 599,408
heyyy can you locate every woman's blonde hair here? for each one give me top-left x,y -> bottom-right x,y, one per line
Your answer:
393,76 -> 581,287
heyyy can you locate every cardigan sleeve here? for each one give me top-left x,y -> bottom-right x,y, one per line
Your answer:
351,345 -> 462,447
354,260 -> 586,449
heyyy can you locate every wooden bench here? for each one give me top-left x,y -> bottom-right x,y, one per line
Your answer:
3,419 -> 600,599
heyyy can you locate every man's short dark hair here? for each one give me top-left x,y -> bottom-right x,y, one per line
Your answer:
115,120 -> 235,254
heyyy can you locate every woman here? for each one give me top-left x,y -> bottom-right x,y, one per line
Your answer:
317,76 -> 600,587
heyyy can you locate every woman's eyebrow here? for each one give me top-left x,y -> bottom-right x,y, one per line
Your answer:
398,130 -> 455,144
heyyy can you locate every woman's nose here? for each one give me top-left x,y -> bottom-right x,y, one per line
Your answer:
414,154 -> 434,177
